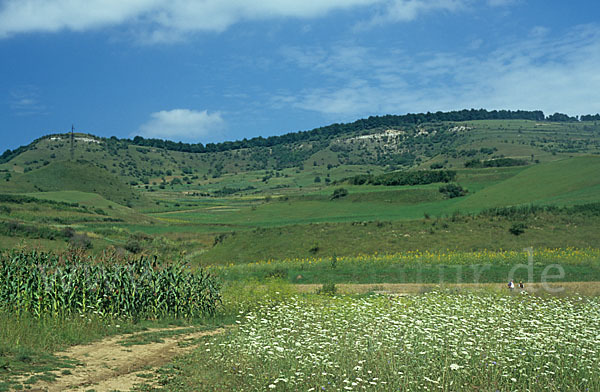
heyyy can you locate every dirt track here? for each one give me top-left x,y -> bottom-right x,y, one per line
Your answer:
24,327 -> 225,392
294,281 -> 600,296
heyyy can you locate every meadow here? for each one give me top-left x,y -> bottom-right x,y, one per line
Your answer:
210,248 -> 600,284
153,291 -> 600,391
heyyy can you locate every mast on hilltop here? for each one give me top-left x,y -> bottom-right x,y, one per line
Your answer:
70,124 -> 74,161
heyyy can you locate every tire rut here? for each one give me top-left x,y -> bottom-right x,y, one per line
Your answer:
24,326 -> 226,392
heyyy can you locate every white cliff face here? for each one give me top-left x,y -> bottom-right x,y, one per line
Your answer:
48,135 -> 101,144
448,125 -> 472,133
346,129 -> 407,142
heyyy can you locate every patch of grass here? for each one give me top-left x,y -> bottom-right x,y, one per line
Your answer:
213,254 -> 600,285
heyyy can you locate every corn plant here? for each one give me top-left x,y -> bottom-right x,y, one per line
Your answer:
0,250 -> 221,320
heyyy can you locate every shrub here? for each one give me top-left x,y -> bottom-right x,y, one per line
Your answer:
124,234 -> 148,254
509,223 -> 527,236
331,188 -> 349,200
62,227 -> 75,238
439,183 -> 468,198
69,233 -> 93,249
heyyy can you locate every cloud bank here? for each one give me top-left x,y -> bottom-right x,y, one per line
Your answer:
0,0 -> 479,41
138,109 -> 225,142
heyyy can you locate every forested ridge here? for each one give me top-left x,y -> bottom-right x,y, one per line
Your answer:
124,109 -> 549,153
3,109 -> 599,163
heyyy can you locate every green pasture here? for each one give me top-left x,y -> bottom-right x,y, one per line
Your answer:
455,156 -> 600,209
3,160 -> 150,208
198,210 -> 600,264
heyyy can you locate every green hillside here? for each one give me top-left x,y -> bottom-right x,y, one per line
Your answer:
455,156 -> 600,210
3,160 -> 150,208
1,118 -> 599,194
23,190 -> 153,222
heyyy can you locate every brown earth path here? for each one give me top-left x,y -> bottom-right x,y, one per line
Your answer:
23,326 -> 226,392
294,281 -> 600,296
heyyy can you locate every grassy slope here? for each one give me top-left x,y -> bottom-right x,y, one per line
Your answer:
23,190 -> 151,222
454,156 -> 600,210
4,160 -> 150,208
198,211 -> 600,264
147,157 -> 600,230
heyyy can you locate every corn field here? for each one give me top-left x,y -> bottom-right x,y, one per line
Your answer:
0,250 -> 221,319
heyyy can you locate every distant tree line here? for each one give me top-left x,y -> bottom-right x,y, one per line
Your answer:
345,170 -> 456,186
0,193 -> 80,208
2,109 -> 599,163
0,144 -> 31,164
479,202 -> 600,218
580,114 -> 600,121
464,158 -> 529,168
122,109 -> 600,154
124,109 -> 548,154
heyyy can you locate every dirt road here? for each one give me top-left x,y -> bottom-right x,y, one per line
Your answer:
24,326 -> 225,392
294,281 -> 600,296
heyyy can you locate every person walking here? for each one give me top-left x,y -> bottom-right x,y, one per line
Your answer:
508,280 -> 515,291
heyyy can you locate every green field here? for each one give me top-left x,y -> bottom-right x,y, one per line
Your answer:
455,156 -> 600,208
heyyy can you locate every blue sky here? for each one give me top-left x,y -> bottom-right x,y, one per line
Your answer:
1,0 -> 599,152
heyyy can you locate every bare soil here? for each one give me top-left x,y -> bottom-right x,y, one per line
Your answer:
23,326 -> 225,392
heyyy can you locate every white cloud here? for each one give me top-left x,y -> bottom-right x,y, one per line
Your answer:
0,0 -> 378,40
278,25 -> 600,118
0,0 -> 155,36
138,109 -> 225,142
0,0 -> 483,41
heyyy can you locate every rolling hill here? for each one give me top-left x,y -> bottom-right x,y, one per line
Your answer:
1,111 -> 599,260
2,160 -> 150,208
